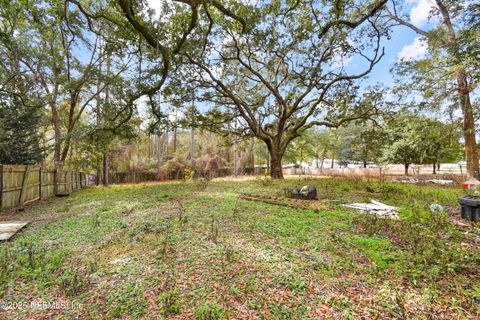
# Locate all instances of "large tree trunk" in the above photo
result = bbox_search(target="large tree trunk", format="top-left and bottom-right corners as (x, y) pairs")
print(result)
(404, 163), (409, 176)
(432, 163), (436, 174)
(270, 152), (284, 179)
(435, 1), (479, 177)
(458, 71), (479, 178)
(264, 138), (285, 179)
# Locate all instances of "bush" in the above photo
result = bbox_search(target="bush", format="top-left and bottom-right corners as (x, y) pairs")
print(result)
(161, 160), (185, 180)
(195, 157), (209, 176)
(206, 155), (225, 171)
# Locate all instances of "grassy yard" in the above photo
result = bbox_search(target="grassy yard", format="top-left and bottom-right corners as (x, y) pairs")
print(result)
(0, 177), (479, 319)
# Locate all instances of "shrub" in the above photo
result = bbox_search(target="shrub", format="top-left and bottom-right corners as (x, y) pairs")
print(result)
(206, 155), (225, 171)
(161, 160), (185, 180)
(195, 157), (209, 176)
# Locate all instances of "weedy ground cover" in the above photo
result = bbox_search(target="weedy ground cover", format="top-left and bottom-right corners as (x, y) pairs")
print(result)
(0, 177), (478, 319)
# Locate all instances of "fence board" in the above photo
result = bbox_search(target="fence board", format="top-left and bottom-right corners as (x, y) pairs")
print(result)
(40, 170), (55, 200)
(2, 165), (26, 208)
(1, 165), (89, 210)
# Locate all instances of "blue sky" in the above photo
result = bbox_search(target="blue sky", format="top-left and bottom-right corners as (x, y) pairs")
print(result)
(347, 0), (436, 89)
(364, 26), (420, 87)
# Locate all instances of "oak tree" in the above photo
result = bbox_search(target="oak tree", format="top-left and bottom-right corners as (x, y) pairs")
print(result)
(183, 0), (388, 178)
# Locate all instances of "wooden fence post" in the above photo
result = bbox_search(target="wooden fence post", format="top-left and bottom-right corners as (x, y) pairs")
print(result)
(18, 165), (31, 208)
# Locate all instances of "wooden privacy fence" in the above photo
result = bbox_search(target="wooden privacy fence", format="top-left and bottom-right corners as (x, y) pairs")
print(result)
(0, 165), (91, 210)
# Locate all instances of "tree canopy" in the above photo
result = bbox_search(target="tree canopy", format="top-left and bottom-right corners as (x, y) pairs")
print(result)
(0, 0), (478, 180)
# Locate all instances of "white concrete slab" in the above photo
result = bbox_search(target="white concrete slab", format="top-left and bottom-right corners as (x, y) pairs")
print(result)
(0, 221), (30, 241)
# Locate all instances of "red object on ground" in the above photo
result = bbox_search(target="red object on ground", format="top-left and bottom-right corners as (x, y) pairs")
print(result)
(462, 177), (480, 189)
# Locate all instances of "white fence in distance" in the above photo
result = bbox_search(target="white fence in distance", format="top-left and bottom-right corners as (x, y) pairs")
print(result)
(282, 163), (466, 177)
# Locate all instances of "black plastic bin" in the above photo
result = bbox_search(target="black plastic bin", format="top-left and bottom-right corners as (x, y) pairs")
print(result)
(458, 196), (480, 222)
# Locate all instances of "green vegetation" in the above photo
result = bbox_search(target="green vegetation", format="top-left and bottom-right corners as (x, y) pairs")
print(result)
(0, 95), (44, 165)
(0, 177), (479, 319)
(1, 1), (478, 317)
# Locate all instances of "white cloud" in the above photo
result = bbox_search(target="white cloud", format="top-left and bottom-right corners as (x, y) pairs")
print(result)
(398, 36), (428, 61)
(409, 0), (437, 27)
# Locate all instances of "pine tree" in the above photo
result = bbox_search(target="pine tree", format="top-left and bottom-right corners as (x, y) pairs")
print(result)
(0, 95), (43, 164)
